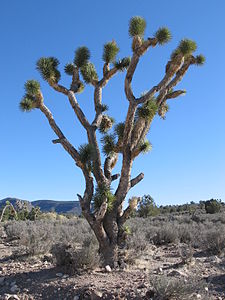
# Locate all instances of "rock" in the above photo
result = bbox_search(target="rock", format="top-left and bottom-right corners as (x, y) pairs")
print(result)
(158, 267), (163, 273)
(0, 277), (5, 285)
(81, 288), (103, 299)
(205, 255), (221, 263)
(56, 273), (63, 277)
(73, 296), (79, 300)
(10, 285), (19, 293)
(10, 281), (17, 286)
(4, 295), (20, 300)
(168, 270), (187, 277)
(105, 265), (112, 273)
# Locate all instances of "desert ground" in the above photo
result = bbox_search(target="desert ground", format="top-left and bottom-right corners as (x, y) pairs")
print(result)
(1, 211), (225, 299)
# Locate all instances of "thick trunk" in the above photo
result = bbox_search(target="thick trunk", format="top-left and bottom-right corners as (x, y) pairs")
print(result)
(99, 241), (118, 268)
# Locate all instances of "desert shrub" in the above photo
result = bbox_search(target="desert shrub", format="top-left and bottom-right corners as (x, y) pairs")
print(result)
(149, 275), (208, 300)
(178, 244), (194, 264)
(201, 227), (225, 254)
(51, 237), (99, 273)
(152, 225), (178, 245)
(4, 218), (96, 256)
(205, 199), (221, 214)
(177, 224), (193, 243)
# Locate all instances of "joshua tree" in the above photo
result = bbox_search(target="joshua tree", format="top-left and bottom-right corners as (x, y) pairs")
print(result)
(20, 17), (205, 266)
(0, 201), (17, 222)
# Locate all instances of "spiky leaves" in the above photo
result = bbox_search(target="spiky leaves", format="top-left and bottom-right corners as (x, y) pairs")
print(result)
(114, 122), (125, 140)
(139, 140), (152, 154)
(195, 54), (205, 66)
(19, 97), (36, 112)
(170, 39), (197, 60)
(178, 39), (197, 56)
(80, 62), (98, 84)
(20, 80), (41, 112)
(154, 27), (172, 45)
(137, 99), (158, 121)
(64, 63), (74, 75)
(103, 41), (119, 64)
(36, 57), (61, 83)
(98, 104), (109, 112)
(99, 115), (115, 134)
(24, 80), (40, 96)
(74, 47), (90, 68)
(93, 183), (115, 211)
(129, 16), (146, 37)
(114, 57), (131, 71)
(101, 134), (115, 156)
(78, 143), (95, 170)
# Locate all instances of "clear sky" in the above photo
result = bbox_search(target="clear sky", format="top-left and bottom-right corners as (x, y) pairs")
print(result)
(0, 0), (224, 205)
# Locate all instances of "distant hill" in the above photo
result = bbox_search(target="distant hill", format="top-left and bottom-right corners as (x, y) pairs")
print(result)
(0, 198), (81, 215)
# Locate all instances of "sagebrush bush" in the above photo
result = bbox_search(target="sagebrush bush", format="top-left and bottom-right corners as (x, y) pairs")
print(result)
(4, 218), (96, 256)
(152, 225), (179, 245)
(51, 237), (99, 273)
(150, 275), (208, 300)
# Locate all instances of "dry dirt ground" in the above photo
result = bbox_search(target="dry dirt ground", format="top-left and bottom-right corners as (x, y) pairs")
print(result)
(0, 236), (225, 299)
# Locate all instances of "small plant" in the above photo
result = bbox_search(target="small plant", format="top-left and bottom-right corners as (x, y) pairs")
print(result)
(51, 238), (99, 273)
(149, 275), (208, 300)
(152, 225), (178, 245)
(179, 244), (194, 265)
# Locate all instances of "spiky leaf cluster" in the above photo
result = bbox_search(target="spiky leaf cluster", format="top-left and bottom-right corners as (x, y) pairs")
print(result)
(97, 103), (109, 112)
(19, 97), (36, 112)
(114, 57), (131, 71)
(80, 62), (98, 84)
(101, 134), (115, 156)
(137, 99), (158, 121)
(93, 183), (115, 211)
(139, 140), (152, 153)
(36, 57), (61, 83)
(78, 144), (95, 165)
(114, 122), (125, 139)
(20, 79), (41, 112)
(178, 39), (197, 56)
(195, 54), (205, 66)
(170, 48), (181, 60)
(154, 27), (172, 45)
(74, 47), (90, 68)
(64, 63), (74, 75)
(129, 16), (146, 37)
(24, 80), (40, 96)
(99, 115), (115, 134)
(103, 41), (119, 63)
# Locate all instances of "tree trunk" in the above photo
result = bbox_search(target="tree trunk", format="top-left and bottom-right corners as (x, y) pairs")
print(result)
(99, 241), (118, 268)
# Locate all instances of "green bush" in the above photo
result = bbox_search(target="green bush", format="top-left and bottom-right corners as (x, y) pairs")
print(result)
(137, 195), (159, 218)
(205, 199), (221, 214)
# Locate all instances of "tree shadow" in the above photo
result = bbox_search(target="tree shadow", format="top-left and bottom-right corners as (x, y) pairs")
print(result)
(207, 273), (225, 297)
(0, 266), (82, 300)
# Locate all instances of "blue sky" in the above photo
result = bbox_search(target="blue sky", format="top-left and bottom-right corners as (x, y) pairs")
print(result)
(0, 0), (224, 205)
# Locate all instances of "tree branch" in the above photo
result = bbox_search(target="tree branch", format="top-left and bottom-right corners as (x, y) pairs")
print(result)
(48, 81), (69, 96)
(130, 173), (144, 188)
(39, 101), (82, 167)
(68, 91), (90, 129)
(111, 174), (120, 181)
